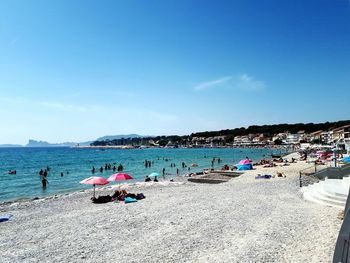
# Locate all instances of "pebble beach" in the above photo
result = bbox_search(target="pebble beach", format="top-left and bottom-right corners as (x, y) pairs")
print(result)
(0, 153), (342, 263)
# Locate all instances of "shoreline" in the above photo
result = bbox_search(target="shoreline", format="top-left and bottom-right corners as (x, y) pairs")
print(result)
(74, 144), (295, 151)
(0, 151), (297, 205)
(0, 147), (290, 202)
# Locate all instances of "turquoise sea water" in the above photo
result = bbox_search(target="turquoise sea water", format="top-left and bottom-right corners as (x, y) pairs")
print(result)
(0, 147), (285, 202)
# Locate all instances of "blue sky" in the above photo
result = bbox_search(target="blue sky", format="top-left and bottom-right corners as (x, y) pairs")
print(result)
(1, 0), (350, 144)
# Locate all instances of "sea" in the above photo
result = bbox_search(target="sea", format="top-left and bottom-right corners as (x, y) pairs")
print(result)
(0, 147), (287, 202)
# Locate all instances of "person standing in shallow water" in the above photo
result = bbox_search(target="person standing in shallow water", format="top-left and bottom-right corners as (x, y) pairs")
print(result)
(42, 177), (48, 189)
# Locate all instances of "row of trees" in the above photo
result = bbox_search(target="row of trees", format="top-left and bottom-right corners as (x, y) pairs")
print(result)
(91, 120), (350, 146)
(190, 120), (350, 138)
(90, 135), (189, 147)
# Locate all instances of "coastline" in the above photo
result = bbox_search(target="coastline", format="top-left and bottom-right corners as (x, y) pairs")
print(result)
(0, 147), (291, 203)
(0, 153), (342, 262)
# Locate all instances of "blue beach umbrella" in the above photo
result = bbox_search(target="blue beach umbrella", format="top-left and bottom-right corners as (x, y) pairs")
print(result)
(236, 164), (253, 171)
(149, 172), (160, 177)
(343, 157), (350, 163)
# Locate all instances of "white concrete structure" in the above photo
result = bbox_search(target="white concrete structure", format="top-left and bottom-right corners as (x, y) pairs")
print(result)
(286, 133), (300, 144)
(302, 177), (350, 209)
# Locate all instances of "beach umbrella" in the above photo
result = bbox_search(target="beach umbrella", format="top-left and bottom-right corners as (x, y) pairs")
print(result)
(107, 173), (133, 181)
(149, 172), (160, 177)
(343, 157), (350, 163)
(237, 164), (253, 171)
(238, 159), (251, 165)
(107, 173), (133, 188)
(80, 176), (109, 198)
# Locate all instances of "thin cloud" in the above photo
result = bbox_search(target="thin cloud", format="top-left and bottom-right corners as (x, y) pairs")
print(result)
(235, 73), (265, 91)
(39, 101), (88, 112)
(193, 74), (265, 92)
(193, 76), (232, 91)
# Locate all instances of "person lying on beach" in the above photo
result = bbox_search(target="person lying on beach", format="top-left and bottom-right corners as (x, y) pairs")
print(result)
(111, 189), (145, 201)
(315, 159), (325, 165)
(263, 163), (274, 168)
(114, 189), (128, 201)
(113, 190), (132, 201)
(91, 195), (112, 203)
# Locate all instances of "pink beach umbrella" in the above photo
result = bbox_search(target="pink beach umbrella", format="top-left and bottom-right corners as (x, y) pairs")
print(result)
(107, 173), (133, 188)
(108, 173), (133, 181)
(80, 176), (109, 198)
(238, 159), (251, 165)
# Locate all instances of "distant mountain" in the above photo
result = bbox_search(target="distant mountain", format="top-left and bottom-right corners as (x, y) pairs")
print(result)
(0, 144), (23, 147)
(96, 134), (143, 141)
(24, 135), (143, 147)
(25, 139), (93, 147)
(26, 139), (71, 147)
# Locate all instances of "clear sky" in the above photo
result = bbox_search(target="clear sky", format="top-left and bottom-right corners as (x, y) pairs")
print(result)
(1, 0), (350, 144)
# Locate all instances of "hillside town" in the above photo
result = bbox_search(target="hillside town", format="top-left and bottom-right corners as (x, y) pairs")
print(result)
(89, 123), (350, 153)
(193, 124), (350, 148)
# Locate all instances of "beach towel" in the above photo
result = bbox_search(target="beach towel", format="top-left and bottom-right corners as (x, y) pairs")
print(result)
(0, 214), (12, 222)
(124, 197), (137, 204)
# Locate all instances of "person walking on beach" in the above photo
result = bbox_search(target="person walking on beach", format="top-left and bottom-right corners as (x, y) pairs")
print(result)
(176, 168), (179, 176)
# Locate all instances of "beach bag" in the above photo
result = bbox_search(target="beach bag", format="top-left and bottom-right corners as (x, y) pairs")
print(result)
(136, 193), (145, 200)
